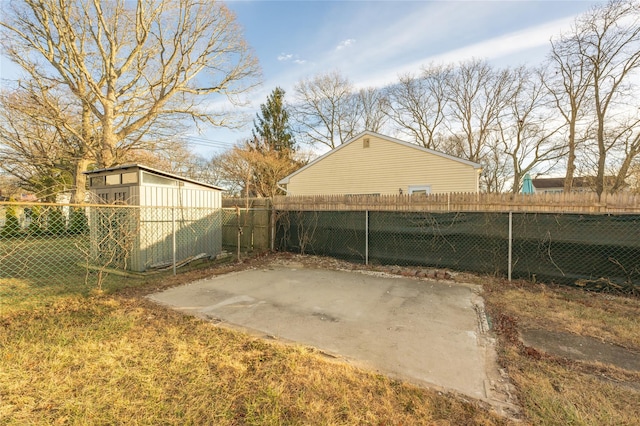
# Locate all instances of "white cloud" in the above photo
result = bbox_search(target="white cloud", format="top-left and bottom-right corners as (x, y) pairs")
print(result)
(351, 15), (579, 89)
(428, 17), (575, 65)
(336, 38), (356, 51)
(278, 52), (307, 65)
(198, 1), (599, 154)
(277, 53), (293, 61)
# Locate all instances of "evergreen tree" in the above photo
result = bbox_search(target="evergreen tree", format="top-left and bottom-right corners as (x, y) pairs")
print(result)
(46, 208), (66, 235)
(252, 87), (295, 155)
(68, 207), (89, 235)
(1, 204), (21, 238)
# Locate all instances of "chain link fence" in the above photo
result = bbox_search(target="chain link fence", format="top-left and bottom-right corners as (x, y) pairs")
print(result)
(1, 202), (223, 309)
(5, 200), (639, 310)
(276, 210), (640, 294)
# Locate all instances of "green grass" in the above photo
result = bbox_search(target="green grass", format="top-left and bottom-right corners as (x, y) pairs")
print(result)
(1, 235), (147, 312)
(1, 235), (85, 273)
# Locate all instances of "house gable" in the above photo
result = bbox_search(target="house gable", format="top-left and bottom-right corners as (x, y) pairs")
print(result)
(280, 131), (481, 195)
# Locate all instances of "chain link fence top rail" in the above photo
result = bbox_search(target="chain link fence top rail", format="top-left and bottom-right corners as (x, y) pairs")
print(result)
(1, 202), (223, 310)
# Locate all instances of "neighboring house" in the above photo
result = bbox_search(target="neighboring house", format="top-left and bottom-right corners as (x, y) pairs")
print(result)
(532, 176), (624, 194)
(278, 131), (482, 196)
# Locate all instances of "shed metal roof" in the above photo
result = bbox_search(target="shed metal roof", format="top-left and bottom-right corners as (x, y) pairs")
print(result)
(84, 163), (224, 191)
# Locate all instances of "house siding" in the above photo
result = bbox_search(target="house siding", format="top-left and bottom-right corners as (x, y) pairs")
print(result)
(285, 135), (479, 195)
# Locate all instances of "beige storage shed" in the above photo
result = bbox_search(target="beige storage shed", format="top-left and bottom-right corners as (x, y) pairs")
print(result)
(85, 164), (223, 272)
(279, 131), (482, 196)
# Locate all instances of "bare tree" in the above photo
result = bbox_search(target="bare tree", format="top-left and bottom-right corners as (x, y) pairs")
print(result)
(627, 159), (640, 193)
(499, 67), (566, 193)
(292, 71), (358, 149)
(385, 64), (451, 150)
(440, 60), (518, 193)
(212, 141), (302, 198)
(444, 60), (516, 164)
(122, 142), (200, 173)
(545, 31), (593, 193)
(177, 155), (223, 187)
(0, 173), (21, 200)
(608, 120), (640, 192)
(479, 138), (511, 193)
(1, 0), (260, 171)
(352, 87), (389, 134)
(582, 0), (640, 198)
(0, 84), (82, 201)
(549, 0), (640, 198)
(212, 145), (255, 196)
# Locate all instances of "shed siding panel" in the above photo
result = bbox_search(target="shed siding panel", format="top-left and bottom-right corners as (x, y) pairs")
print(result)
(137, 186), (221, 209)
(287, 135), (479, 195)
(130, 185), (140, 205)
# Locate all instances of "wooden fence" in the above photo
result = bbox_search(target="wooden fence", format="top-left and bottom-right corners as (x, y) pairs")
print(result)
(270, 192), (640, 214)
(221, 198), (272, 252)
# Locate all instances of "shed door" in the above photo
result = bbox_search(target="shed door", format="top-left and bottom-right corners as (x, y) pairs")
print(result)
(95, 188), (130, 204)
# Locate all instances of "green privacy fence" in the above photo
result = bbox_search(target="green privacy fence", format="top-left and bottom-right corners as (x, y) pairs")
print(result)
(275, 210), (640, 293)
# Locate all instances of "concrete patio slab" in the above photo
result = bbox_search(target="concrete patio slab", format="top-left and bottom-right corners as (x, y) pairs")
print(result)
(148, 264), (511, 408)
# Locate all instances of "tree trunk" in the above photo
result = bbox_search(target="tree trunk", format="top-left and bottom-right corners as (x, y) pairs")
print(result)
(72, 157), (91, 203)
(564, 118), (577, 193)
(595, 106), (606, 201)
(612, 133), (640, 193)
(100, 89), (117, 167)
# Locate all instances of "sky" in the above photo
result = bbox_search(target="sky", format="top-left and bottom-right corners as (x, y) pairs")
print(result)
(192, 0), (604, 157)
(0, 0), (605, 157)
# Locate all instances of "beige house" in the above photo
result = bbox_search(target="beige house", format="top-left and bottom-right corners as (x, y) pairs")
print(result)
(279, 131), (481, 195)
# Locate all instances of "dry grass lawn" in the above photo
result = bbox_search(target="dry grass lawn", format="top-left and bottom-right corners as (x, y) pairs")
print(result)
(3, 253), (639, 425)
(1, 264), (508, 425)
(481, 278), (640, 425)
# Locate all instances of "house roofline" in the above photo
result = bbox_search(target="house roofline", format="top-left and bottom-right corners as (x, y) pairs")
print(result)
(84, 163), (224, 191)
(278, 130), (482, 185)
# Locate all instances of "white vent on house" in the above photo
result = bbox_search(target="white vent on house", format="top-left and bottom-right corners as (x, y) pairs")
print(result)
(363, 138), (370, 148)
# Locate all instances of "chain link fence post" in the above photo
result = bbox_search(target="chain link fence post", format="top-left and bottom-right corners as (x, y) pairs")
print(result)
(172, 206), (176, 276)
(508, 211), (513, 282)
(270, 201), (276, 251)
(365, 210), (369, 265)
